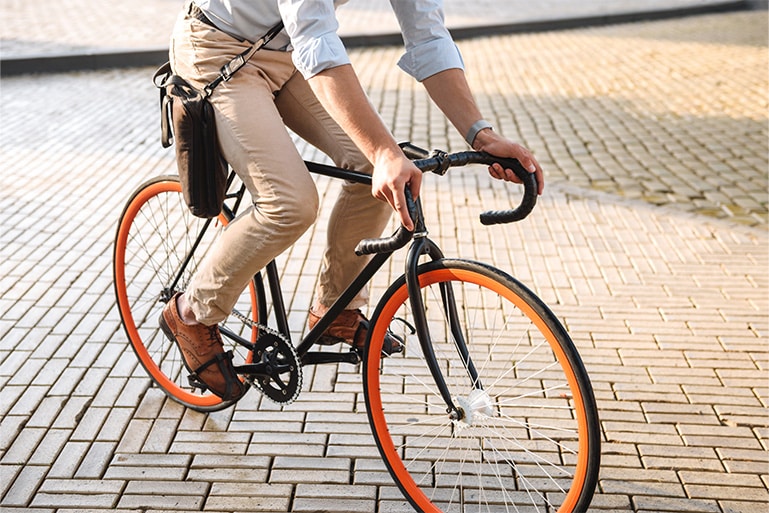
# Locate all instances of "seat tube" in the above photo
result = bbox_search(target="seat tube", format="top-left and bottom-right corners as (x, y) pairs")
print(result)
(405, 238), (459, 416)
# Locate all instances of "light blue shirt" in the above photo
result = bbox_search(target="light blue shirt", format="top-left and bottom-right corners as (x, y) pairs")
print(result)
(194, 0), (464, 81)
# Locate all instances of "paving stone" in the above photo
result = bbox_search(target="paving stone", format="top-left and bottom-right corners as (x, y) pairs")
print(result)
(6, 386), (48, 417)
(681, 433), (764, 450)
(103, 465), (188, 481)
(117, 494), (204, 510)
(71, 407), (109, 441)
(191, 454), (271, 469)
(721, 458), (769, 474)
(114, 419), (151, 454)
(0, 464), (23, 498)
(686, 484), (769, 501)
(0, 508), (54, 513)
(47, 441), (89, 479)
(28, 429), (72, 466)
(74, 441), (118, 478)
(204, 495), (292, 511)
(142, 418), (181, 453)
(170, 431), (251, 455)
(0, 465), (48, 507)
(679, 470), (765, 488)
(293, 497), (377, 512)
(600, 478), (686, 498)
(295, 483), (377, 500)
(37, 478), (125, 494)
(633, 496), (720, 512)
(720, 500), (769, 513)
(31, 493), (120, 509)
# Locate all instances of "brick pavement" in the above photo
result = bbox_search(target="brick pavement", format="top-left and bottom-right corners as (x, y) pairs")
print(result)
(1, 10), (768, 513)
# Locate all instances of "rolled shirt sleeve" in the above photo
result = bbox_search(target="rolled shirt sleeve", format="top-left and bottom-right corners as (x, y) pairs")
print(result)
(390, 0), (464, 81)
(279, 0), (351, 78)
(278, 0), (463, 81)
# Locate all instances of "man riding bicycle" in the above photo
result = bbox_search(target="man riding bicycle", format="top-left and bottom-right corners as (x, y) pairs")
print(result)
(160, 0), (544, 400)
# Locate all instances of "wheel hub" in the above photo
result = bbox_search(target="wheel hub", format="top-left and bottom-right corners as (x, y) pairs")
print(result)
(455, 388), (494, 427)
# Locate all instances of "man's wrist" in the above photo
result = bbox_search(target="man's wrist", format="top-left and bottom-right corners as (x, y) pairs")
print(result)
(470, 126), (496, 151)
(465, 119), (493, 148)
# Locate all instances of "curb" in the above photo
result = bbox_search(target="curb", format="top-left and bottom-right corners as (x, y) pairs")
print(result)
(0, 0), (755, 77)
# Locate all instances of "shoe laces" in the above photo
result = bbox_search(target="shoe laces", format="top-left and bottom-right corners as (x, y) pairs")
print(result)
(205, 325), (221, 346)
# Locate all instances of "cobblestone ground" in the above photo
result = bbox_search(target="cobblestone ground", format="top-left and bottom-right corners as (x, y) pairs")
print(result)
(352, 12), (768, 227)
(1, 12), (768, 513)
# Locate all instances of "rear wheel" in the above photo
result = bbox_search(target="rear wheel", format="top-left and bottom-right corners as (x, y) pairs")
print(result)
(113, 176), (257, 411)
(364, 259), (600, 512)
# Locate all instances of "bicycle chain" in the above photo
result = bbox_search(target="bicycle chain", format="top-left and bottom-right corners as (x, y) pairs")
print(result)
(229, 308), (303, 404)
(230, 308), (283, 340)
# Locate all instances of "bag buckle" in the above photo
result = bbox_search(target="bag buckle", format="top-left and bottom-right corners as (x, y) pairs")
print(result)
(222, 55), (245, 81)
(204, 53), (246, 96)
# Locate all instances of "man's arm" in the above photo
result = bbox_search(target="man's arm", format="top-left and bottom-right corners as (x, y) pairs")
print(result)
(308, 64), (422, 230)
(422, 68), (544, 194)
(278, 0), (419, 229)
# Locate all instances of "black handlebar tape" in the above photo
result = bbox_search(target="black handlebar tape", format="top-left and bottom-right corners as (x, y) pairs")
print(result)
(399, 142), (430, 160)
(412, 153), (538, 225)
(354, 189), (418, 256)
(355, 225), (414, 256)
(354, 152), (539, 254)
(478, 156), (538, 225)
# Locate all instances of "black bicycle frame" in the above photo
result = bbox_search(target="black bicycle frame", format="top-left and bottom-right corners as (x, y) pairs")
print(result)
(213, 160), (479, 413)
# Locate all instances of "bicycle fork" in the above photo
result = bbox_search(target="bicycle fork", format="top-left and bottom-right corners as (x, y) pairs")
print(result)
(405, 212), (481, 423)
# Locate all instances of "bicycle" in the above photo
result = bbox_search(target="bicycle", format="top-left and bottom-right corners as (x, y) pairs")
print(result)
(113, 143), (600, 512)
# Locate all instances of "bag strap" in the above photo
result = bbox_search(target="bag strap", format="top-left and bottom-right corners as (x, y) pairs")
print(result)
(152, 19), (284, 95)
(203, 21), (285, 97)
(152, 20), (284, 147)
(153, 62), (178, 148)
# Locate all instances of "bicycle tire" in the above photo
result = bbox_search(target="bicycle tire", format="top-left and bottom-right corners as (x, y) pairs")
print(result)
(113, 176), (257, 412)
(364, 259), (600, 512)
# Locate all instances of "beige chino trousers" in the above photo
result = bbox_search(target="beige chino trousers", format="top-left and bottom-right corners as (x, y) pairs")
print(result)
(170, 6), (392, 325)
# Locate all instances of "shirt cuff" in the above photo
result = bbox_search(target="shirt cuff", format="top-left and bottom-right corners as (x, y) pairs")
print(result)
(397, 38), (465, 81)
(291, 31), (351, 79)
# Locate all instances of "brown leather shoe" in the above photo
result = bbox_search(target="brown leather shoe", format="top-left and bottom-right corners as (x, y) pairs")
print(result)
(159, 293), (246, 401)
(308, 308), (403, 355)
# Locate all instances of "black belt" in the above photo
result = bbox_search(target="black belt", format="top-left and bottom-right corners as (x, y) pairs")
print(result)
(189, 3), (215, 28)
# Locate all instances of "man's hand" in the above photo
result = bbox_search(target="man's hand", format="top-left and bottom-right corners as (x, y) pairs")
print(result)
(371, 152), (423, 231)
(473, 128), (544, 195)
(421, 68), (544, 195)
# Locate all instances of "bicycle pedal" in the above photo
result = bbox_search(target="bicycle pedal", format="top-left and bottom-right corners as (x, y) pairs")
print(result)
(387, 331), (405, 354)
(187, 373), (209, 392)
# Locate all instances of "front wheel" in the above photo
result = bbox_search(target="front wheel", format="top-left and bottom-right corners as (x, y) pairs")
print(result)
(364, 259), (600, 512)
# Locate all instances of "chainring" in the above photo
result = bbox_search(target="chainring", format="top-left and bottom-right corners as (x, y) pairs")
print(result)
(247, 331), (302, 404)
